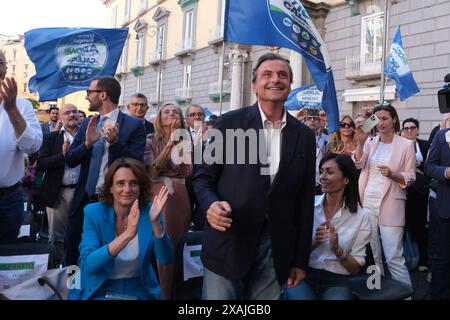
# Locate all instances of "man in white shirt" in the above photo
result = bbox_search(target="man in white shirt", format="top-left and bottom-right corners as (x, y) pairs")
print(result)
(126, 93), (154, 135)
(37, 103), (80, 264)
(185, 104), (205, 143)
(0, 51), (42, 244)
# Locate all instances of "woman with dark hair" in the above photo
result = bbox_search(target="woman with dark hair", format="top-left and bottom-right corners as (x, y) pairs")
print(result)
(355, 103), (416, 286)
(285, 153), (371, 300)
(326, 115), (357, 157)
(144, 102), (192, 300)
(70, 158), (173, 300)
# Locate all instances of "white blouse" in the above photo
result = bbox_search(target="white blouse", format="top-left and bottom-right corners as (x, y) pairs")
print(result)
(108, 234), (140, 280)
(308, 195), (372, 275)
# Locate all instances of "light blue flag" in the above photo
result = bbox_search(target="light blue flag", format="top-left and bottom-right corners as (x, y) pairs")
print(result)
(385, 27), (420, 101)
(285, 84), (322, 110)
(25, 28), (128, 102)
(224, 0), (340, 132)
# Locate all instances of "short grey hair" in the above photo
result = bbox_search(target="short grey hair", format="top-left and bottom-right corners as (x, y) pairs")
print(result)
(185, 103), (204, 117)
(129, 93), (148, 104)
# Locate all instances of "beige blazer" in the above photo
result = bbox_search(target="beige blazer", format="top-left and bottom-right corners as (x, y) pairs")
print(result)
(356, 134), (416, 227)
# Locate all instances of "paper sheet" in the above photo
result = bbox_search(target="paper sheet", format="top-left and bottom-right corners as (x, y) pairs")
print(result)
(183, 244), (203, 281)
(0, 254), (49, 291)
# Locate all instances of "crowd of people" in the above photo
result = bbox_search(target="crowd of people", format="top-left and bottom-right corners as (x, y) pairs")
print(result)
(1, 49), (450, 300)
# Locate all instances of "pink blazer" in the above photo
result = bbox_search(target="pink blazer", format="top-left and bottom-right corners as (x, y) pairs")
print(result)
(356, 134), (416, 227)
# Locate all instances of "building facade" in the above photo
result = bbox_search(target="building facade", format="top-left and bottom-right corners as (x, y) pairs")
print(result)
(105, 0), (448, 137)
(325, 0), (450, 136)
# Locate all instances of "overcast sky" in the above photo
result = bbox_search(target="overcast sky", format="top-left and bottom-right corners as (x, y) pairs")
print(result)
(0, 0), (107, 36)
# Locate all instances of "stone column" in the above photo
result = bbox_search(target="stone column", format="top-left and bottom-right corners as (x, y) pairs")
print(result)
(290, 50), (303, 89)
(229, 47), (247, 110)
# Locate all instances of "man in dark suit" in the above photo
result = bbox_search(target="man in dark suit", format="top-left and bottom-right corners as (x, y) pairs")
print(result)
(37, 103), (80, 263)
(402, 118), (430, 269)
(41, 106), (61, 136)
(126, 93), (154, 135)
(425, 127), (450, 299)
(65, 76), (146, 266)
(193, 53), (315, 299)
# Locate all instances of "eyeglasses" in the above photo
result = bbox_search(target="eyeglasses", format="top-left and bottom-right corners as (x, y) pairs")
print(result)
(188, 112), (205, 118)
(403, 126), (417, 131)
(340, 122), (355, 129)
(130, 102), (148, 108)
(63, 110), (79, 116)
(86, 89), (104, 95)
(305, 116), (320, 121)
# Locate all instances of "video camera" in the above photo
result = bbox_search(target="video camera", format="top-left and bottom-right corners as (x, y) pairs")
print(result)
(437, 73), (450, 114)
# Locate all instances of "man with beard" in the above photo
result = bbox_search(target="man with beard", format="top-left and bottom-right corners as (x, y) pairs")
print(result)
(41, 106), (61, 135)
(37, 103), (81, 264)
(64, 76), (146, 266)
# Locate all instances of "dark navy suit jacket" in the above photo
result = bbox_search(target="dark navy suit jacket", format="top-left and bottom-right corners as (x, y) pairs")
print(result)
(425, 128), (450, 218)
(65, 110), (146, 216)
(193, 104), (316, 285)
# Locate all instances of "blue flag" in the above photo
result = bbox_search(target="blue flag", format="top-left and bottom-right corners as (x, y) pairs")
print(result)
(385, 27), (420, 101)
(285, 84), (322, 110)
(224, 0), (340, 132)
(25, 28), (128, 102)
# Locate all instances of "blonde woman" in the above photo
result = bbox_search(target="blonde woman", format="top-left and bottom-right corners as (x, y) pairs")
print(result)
(326, 115), (357, 157)
(144, 103), (193, 300)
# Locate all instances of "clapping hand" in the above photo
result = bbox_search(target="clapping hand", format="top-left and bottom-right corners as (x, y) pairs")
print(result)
(126, 199), (140, 238)
(314, 221), (330, 244)
(329, 223), (340, 255)
(149, 185), (170, 223)
(62, 139), (71, 156)
(85, 116), (102, 149)
(0, 77), (18, 112)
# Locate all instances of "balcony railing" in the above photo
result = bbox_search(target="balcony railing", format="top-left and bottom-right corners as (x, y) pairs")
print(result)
(208, 80), (231, 103)
(208, 24), (224, 45)
(174, 87), (192, 105)
(174, 38), (195, 57)
(345, 54), (382, 80)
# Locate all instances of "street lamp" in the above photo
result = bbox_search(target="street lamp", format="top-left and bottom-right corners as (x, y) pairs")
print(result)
(135, 24), (164, 110)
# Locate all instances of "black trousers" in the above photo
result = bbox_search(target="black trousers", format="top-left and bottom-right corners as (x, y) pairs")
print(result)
(65, 193), (98, 266)
(429, 215), (450, 300)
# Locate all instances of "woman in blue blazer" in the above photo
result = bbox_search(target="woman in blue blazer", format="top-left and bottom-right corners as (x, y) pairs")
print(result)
(69, 157), (173, 300)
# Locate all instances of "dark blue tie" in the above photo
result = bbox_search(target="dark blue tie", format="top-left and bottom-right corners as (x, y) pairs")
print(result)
(85, 116), (106, 196)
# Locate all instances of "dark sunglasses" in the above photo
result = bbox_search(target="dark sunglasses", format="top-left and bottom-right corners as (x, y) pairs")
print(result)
(340, 122), (355, 129)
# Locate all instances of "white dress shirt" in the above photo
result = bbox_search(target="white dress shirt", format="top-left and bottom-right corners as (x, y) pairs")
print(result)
(258, 104), (287, 183)
(61, 127), (81, 185)
(308, 195), (372, 275)
(0, 99), (42, 187)
(95, 108), (120, 193)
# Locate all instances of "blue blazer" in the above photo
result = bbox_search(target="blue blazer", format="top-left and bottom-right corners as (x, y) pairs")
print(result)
(425, 128), (450, 218)
(65, 111), (146, 216)
(71, 202), (173, 300)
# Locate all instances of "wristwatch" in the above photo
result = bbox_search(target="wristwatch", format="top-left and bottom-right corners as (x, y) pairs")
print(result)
(336, 248), (348, 261)
(152, 162), (161, 171)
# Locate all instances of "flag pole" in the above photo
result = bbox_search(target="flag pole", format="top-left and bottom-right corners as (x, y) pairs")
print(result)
(380, 0), (390, 104)
(219, 42), (226, 115)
